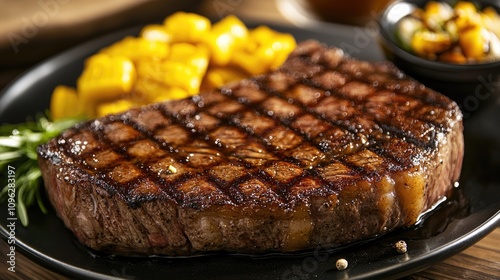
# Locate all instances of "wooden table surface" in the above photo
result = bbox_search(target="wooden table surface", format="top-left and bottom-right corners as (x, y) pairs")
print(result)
(1, 0), (499, 279)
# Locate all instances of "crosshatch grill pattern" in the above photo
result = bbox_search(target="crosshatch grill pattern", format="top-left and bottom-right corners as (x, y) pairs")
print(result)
(46, 40), (461, 211)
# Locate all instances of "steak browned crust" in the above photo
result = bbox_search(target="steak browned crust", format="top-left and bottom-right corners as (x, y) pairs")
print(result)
(37, 40), (464, 256)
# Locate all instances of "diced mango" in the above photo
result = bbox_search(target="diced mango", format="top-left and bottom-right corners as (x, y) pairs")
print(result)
(163, 12), (211, 43)
(169, 43), (210, 76)
(140, 24), (173, 43)
(206, 15), (249, 65)
(152, 86), (190, 102)
(133, 44), (209, 95)
(202, 66), (248, 90)
(77, 54), (136, 116)
(50, 86), (82, 120)
(134, 78), (190, 103)
(50, 13), (299, 119)
(136, 59), (202, 94)
(268, 34), (297, 69)
(231, 26), (296, 75)
(97, 99), (137, 117)
(100, 36), (169, 62)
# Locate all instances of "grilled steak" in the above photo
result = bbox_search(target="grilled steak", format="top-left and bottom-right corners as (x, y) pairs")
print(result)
(38, 40), (464, 256)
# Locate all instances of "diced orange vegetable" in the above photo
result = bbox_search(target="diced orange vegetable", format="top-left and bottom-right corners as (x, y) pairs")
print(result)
(459, 25), (487, 59)
(438, 48), (468, 63)
(410, 30), (452, 58)
(455, 1), (482, 30)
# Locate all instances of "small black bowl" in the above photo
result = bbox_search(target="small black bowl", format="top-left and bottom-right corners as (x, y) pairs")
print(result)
(378, 0), (500, 117)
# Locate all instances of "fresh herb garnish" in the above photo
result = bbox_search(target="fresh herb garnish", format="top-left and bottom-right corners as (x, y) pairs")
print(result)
(0, 115), (82, 226)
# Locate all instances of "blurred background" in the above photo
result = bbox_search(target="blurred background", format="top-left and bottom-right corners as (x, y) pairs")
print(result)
(0, 0), (201, 89)
(0, 0), (395, 90)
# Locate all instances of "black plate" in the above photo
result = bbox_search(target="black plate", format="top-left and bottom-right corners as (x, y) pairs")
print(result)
(1, 22), (499, 280)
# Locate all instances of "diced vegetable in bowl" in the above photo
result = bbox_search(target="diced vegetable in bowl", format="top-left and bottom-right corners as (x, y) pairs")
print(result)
(378, 0), (500, 108)
(378, 0), (500, 86)
(395, 1), (500, 63)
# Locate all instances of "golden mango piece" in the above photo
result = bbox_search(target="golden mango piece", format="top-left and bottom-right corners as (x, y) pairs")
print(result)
(231, 49), (272, 75)
(134, 78), (190, 103)
(163, 12), (211, 43)
(140, 24), (172, 43)
(202, 66), (248, 90)
(135, 44), (209, 95)
(77, 54), (136, 116)
(207, 15), (249, 65)
(268, 33), (296, 69)
(231, 26), (296, 75)
(169, 43), (210, 76)
(99, 36), (169, 62)
(97, 99), (137, 117)
(152, 86), (190, 103)
(248, 25), (296, 65)
(50, 86), (82, 120)
(136, 59), (203, 94)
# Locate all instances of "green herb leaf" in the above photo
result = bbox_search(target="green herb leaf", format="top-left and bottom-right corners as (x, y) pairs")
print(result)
(0, 114), (82, 226)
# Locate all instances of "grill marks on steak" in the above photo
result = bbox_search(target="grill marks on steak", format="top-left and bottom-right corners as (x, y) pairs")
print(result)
(38, 40), (463, 255)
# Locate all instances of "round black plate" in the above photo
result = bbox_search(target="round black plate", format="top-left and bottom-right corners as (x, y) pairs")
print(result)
(1, 22), (499, 280)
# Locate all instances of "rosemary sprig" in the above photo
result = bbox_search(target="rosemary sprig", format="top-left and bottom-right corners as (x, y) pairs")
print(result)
(0, 115), (82, 226)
